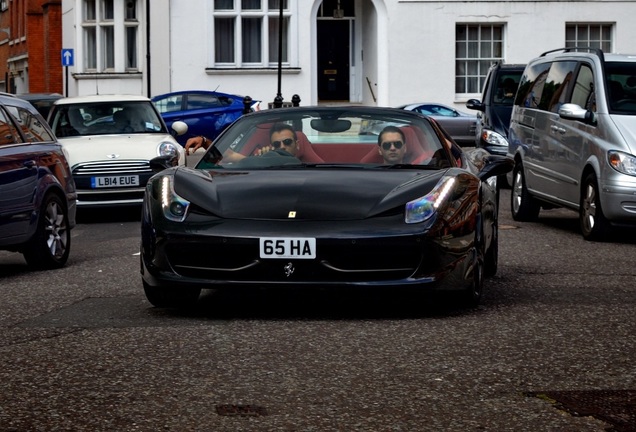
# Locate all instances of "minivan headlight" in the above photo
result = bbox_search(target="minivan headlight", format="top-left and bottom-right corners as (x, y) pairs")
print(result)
(481, 130), (509, 147)
(608, 151), (636, 176)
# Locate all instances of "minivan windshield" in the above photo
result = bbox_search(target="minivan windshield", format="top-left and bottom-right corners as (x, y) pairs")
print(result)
(605, 62), (636, 115)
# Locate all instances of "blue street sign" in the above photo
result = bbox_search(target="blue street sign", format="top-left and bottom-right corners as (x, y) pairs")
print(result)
(61, 49), (74, 67)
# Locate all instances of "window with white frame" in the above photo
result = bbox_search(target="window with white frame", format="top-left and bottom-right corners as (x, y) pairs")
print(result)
(566, 24), (612, 52)
(455, 24), (504, 94)
(81, 0), (139, 72)
(213, 0), (291, 68)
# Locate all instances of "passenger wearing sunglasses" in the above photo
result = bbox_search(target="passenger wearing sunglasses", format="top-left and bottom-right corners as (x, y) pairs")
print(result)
(184, 122), (299, 162)
(377, 126), (407, 164)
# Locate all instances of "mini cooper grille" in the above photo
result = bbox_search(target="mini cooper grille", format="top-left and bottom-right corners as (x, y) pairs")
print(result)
(73, 160), (151, 176)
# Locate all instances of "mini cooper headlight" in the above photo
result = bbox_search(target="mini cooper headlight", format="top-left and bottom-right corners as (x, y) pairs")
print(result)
(608, 151), (636, 176)
(405, 176), (456, 224)
(158, 141), (179, 158)
(160, 175), (190, 222)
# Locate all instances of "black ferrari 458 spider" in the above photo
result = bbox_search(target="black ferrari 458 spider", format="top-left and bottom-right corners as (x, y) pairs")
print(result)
(141, 106), (513, 308)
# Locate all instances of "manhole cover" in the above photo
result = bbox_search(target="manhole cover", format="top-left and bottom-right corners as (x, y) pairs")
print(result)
(528, 390), (636, 432)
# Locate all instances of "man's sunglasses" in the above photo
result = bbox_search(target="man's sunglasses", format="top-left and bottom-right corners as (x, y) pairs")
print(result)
(381, 141), (404, 150)
(272, 138), (295, 148)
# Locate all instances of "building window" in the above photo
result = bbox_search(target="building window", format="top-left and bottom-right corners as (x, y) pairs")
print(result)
(455, 24), (503, 94)
(81, 0), (139, 72)
(566, 24), (612, 52)
(213, 0), (292, 68)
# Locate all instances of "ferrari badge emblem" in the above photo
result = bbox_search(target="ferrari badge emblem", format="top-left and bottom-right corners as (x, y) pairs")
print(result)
(288, 211), (296, 218)
(284, 262), (295, 277)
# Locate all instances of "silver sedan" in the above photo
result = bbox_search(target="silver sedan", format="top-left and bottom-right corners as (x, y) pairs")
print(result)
(399, 102), (477, 147)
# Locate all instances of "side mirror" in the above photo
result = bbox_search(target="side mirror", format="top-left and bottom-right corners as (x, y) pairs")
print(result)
(150, 155), (178, 172)
(171, 120), (188, 137)
(466, 148), (514, 181)
(558, 103), (596, 125)
(465, 99), (485, 112)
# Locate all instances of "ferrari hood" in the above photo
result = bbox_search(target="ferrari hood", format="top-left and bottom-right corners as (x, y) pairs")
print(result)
(173, 167), (450, 220)
(59, 134), (178, 168)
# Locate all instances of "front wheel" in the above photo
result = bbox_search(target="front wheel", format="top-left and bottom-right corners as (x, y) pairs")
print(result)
(143, 280), (201, 308)
(23, 194), (71, 269)
(580, 173), (612, 241)
(511, 162), (540, 221)
(460, 252), (484, 308)
(484, 218), (498, 278)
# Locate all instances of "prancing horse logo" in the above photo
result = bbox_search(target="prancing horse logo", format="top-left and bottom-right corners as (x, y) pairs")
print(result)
(284, 262), (295, 277)
(107, 154), (120, 159)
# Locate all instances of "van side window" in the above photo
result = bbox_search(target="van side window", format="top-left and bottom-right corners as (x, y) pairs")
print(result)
(571, 65), (595, 112)
(515, 62), (551, 108)
(541, 61), (578, 113)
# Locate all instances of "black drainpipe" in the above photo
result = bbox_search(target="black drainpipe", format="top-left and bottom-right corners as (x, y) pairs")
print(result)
(146, 0), (151, 97)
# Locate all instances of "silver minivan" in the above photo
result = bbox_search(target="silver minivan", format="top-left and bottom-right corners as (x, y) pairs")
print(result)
(507, 48), (636, 241)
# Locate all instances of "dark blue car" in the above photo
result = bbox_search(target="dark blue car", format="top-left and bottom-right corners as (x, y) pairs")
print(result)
(151, 90), (256, 145)
(0, 94), (77, 269)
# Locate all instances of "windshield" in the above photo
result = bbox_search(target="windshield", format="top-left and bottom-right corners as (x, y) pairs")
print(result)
(606, 62), (636, 115)
(50, 101), (167, 138)
(196, 108), (453, 170)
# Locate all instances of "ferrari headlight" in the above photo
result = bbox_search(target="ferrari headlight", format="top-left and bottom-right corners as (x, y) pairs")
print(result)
(481, 130), (509, 147)
(608, 151), (636, 176)
(158, 141), (179, 158)
(405, 176), (456, 224)
(160, 175), (190, 222)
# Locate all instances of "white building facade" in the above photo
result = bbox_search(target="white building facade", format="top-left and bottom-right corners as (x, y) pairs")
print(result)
(61, 0), (636, 111)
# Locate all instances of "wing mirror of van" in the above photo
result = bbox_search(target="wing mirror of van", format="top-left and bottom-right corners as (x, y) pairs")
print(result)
(465, 99), (485, 112)
(558, 103), (597, 125)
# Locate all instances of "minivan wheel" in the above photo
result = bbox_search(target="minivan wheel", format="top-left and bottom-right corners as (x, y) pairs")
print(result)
(580, 173), (612, 241)
(23, 194), (71, 269)
(511, 162), (540, 221)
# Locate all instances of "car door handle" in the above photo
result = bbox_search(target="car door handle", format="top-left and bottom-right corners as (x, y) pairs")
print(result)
(550, 125), (566, 134)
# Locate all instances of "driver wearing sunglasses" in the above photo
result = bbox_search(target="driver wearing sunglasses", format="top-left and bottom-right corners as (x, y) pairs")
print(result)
(377, 126), (407, 164)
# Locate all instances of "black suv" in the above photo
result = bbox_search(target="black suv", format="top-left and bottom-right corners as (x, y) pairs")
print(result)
(466, 62), (525, 156)
(0, 93), (77, 268)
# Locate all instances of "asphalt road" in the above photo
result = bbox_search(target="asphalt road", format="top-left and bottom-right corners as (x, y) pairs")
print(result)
(1, 189), (635, 431)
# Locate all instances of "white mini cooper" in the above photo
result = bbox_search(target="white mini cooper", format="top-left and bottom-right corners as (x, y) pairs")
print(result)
(48, 95), (187, 208)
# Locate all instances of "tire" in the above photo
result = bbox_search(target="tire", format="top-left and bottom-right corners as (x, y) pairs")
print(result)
(143, 280), (201, 308)
(460, 251), (484, 308)
(511, 162), (540, 221)
(484, 218), (498, 278)
(580, 173), (612, 241)
(23, 193), (71, 269)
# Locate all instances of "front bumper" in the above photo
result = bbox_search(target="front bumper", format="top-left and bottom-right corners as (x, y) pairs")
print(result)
(141, 211), (478, 293)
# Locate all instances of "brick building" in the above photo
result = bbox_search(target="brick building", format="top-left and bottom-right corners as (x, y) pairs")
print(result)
(0, 0), (62, 95)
